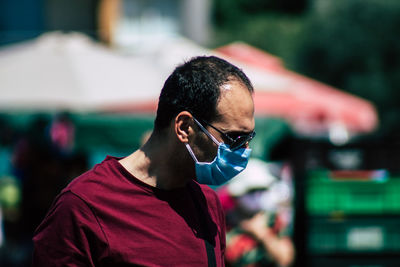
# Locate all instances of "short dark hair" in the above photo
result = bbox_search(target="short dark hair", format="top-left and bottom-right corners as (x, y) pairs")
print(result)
(154, 56), (253, 131)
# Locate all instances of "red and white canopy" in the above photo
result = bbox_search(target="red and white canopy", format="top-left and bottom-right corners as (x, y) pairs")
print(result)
(215, 42), (378, 136)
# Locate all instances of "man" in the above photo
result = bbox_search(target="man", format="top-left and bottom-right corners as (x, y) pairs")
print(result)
(33, 56), (256, 266)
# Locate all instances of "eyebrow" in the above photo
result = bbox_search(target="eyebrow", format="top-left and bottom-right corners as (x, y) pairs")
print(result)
(202, 119), (254, 138)
(218, 127), (254, 136)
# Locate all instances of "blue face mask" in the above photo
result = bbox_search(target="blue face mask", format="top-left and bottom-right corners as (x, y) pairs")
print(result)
(185, 117), (253, 185)
(186, 143), (252, 185)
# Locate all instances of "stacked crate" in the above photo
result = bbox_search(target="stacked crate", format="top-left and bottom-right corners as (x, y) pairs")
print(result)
(305, 170), (400, 267)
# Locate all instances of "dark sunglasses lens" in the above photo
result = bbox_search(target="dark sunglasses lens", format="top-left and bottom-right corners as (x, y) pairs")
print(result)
(230, 132), (255, 150)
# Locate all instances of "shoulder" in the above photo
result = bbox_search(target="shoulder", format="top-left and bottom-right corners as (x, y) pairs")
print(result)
(35, 190), (96, 232)
(200, 183), (222, 205)
(33, 191), (109, 266)
(190, 182), (225, 219)
(65, 156), (123, 201)
(33, 190), (104, 250)
(191, 182), (220, 203)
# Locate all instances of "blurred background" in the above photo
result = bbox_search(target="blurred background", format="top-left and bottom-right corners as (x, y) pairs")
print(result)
(0, 0), (399, 266)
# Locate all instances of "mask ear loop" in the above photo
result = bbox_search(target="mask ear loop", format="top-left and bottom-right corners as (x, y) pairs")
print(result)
(185, 143), (199, 163)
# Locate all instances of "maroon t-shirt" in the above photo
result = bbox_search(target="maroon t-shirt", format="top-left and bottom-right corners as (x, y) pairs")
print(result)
(33, 156), (226, 266)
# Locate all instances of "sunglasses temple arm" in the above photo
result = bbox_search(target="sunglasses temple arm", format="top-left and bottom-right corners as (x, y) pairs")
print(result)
(192, 117), (221, 146)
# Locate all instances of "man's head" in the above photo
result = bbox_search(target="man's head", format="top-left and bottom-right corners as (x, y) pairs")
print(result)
(154, 56), (254, 132)
(148, 56), (255, 186)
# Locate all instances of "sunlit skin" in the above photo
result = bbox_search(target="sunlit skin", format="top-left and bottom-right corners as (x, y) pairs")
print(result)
(189, 79), (255, 163)
(119, 79), (255, 190)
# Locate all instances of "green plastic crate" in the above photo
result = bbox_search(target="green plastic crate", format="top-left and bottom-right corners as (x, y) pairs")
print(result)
(306, 170), (400, 215)
(307, 217), (400, 253)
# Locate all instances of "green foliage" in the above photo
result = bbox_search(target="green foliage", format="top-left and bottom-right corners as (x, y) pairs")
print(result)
(213, 0), (306, 27)
(293, 0), (400, 118)
(211, 13), (305, 69)
(211, 0), (400, 132)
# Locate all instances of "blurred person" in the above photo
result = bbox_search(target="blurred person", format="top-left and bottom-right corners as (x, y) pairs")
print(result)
(49, 111), (75, 156)
(32, 56), (256, 266)
(4, 115), (59, 266)
(11, 115), (57, 237)
(218, 159), (295, 267)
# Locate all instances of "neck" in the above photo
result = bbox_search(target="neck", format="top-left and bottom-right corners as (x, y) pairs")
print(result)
(119, 131), (191, 190)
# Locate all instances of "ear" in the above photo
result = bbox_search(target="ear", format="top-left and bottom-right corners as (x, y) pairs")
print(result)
(175, 111), (193, 143)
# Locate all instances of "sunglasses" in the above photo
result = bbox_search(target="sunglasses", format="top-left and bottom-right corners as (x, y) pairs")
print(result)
(193, 117), (256, 150)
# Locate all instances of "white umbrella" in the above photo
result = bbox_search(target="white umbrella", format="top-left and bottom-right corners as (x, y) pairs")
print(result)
(0, 31), (164, 112)
(0, 32), (285, 113)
